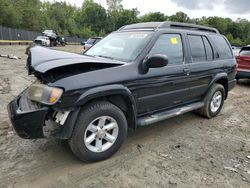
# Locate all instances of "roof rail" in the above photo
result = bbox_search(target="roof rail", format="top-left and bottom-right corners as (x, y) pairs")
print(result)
(159, 22), (219, 33)
(118, 22), (162, 31)
(119, 21), (220, 34)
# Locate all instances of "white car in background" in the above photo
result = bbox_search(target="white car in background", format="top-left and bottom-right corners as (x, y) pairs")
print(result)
(34, 36), (50, 46)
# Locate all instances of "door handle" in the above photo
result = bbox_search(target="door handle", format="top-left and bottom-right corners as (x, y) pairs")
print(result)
(183, 68), (190, 75)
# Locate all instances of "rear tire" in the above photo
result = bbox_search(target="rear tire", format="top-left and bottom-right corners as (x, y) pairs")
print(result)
(69, 101), (127, 162)
(197, 84), (225, 118)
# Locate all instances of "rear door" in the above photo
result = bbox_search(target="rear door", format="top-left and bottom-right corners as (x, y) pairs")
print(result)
(237, 47), (250, 70)
(185, 34), (215, 101)
(186, 34), (234, 101)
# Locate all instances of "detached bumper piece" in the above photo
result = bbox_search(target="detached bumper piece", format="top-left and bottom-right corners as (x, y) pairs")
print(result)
(7, 92), (49, 139)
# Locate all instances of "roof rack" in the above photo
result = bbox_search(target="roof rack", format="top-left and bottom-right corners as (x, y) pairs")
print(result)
(119, 21), (219, 34)
(118, 22), (162, 31)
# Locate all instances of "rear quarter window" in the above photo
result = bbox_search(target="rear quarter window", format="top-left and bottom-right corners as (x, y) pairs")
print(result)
(202, 36), (214, 61)
(210, 35), (233, 59)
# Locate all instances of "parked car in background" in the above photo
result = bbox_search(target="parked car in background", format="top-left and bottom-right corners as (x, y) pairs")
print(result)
(56, 36), (66, 46)
(8, 22), (237, 162)
(236, 46), (250, 81)
(34, 36), (50, 46)
(81, 40), (87, 45)
(83, 37), (102, 51)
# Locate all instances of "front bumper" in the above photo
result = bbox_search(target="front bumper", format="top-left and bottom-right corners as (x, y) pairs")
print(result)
(7, 91), (49, 139)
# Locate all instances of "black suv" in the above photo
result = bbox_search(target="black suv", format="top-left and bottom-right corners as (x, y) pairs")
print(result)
(8, 22), (237, 162)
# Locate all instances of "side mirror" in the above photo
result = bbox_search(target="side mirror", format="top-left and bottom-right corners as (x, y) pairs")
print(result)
(81, 41), (85, 46)
(142, 54), (168, 73)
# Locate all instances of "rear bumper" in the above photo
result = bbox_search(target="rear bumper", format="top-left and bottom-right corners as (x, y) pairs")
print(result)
(7, 91), (49, 139)
(236, 70), (250, 79)
(228, 79), (237, 91)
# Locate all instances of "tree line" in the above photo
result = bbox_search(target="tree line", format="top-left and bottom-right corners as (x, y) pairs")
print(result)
(0, 0), (250, 46)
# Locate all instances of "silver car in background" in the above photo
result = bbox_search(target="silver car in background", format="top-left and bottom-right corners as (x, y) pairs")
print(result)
(83, 37), (102, 51)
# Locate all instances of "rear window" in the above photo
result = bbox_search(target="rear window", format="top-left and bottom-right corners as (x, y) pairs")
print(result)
(210, 35), (233, 59)
(240, 47), (250, 56)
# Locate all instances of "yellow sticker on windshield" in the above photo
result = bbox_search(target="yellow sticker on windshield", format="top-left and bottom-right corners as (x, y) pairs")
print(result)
(170, 37), (178, 44)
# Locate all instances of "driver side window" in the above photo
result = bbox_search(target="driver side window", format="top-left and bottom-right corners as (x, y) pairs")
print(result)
(149, 34), (184, 65)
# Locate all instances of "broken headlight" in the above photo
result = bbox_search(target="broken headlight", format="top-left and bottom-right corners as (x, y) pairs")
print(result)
(27, 84), (63, 105)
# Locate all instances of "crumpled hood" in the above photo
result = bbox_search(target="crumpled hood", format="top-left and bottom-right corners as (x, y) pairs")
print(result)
(28, 46), (125, 74)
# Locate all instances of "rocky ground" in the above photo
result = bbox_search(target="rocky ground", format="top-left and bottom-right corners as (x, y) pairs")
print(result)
(0, 45), (249, 188)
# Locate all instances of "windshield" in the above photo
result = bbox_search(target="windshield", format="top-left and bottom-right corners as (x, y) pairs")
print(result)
(85, 31), (153, 62)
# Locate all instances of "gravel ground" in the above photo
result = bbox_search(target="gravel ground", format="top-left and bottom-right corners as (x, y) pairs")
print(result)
(0, 45), (249, 188)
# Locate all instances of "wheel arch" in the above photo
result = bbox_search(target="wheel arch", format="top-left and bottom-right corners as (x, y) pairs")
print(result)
(55, 85), (137, 140)
(207, 73), (228, 100)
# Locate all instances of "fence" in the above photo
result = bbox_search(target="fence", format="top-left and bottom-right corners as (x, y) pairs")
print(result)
(0, 26), (85, 44)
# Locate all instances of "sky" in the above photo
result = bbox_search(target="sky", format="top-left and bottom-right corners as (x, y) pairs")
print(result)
(44, 0), (250, 21)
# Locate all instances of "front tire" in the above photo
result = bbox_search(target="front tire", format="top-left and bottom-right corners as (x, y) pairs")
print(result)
(197, 84), (225, 118)
(69, 101), (127, 162)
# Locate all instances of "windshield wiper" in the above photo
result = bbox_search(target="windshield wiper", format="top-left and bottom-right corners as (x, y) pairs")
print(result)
(95, 55), (114, 60)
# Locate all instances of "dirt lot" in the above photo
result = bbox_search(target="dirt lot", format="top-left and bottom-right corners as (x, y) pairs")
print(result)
(0, 45), (249, 188)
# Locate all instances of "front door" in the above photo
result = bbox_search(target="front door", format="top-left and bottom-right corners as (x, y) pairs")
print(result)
(135, 33), (191, 115)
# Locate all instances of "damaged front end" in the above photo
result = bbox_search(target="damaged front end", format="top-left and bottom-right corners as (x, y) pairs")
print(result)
(7, 88), (77, 139)
(8, 90), (49, 139)
(9, 46), (124, 139)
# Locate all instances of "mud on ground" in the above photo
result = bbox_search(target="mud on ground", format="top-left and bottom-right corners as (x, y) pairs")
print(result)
(0, 45), (249, 188)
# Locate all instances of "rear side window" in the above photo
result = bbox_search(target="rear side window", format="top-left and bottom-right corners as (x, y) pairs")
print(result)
(188, 35), (206, 62)
(240, 47), (250, 56)
(149, 34), (183, 65)
(210, 35), (233, 59)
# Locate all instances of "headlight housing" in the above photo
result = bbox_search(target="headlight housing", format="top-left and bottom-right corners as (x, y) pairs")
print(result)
(27, 84), (63, 105)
